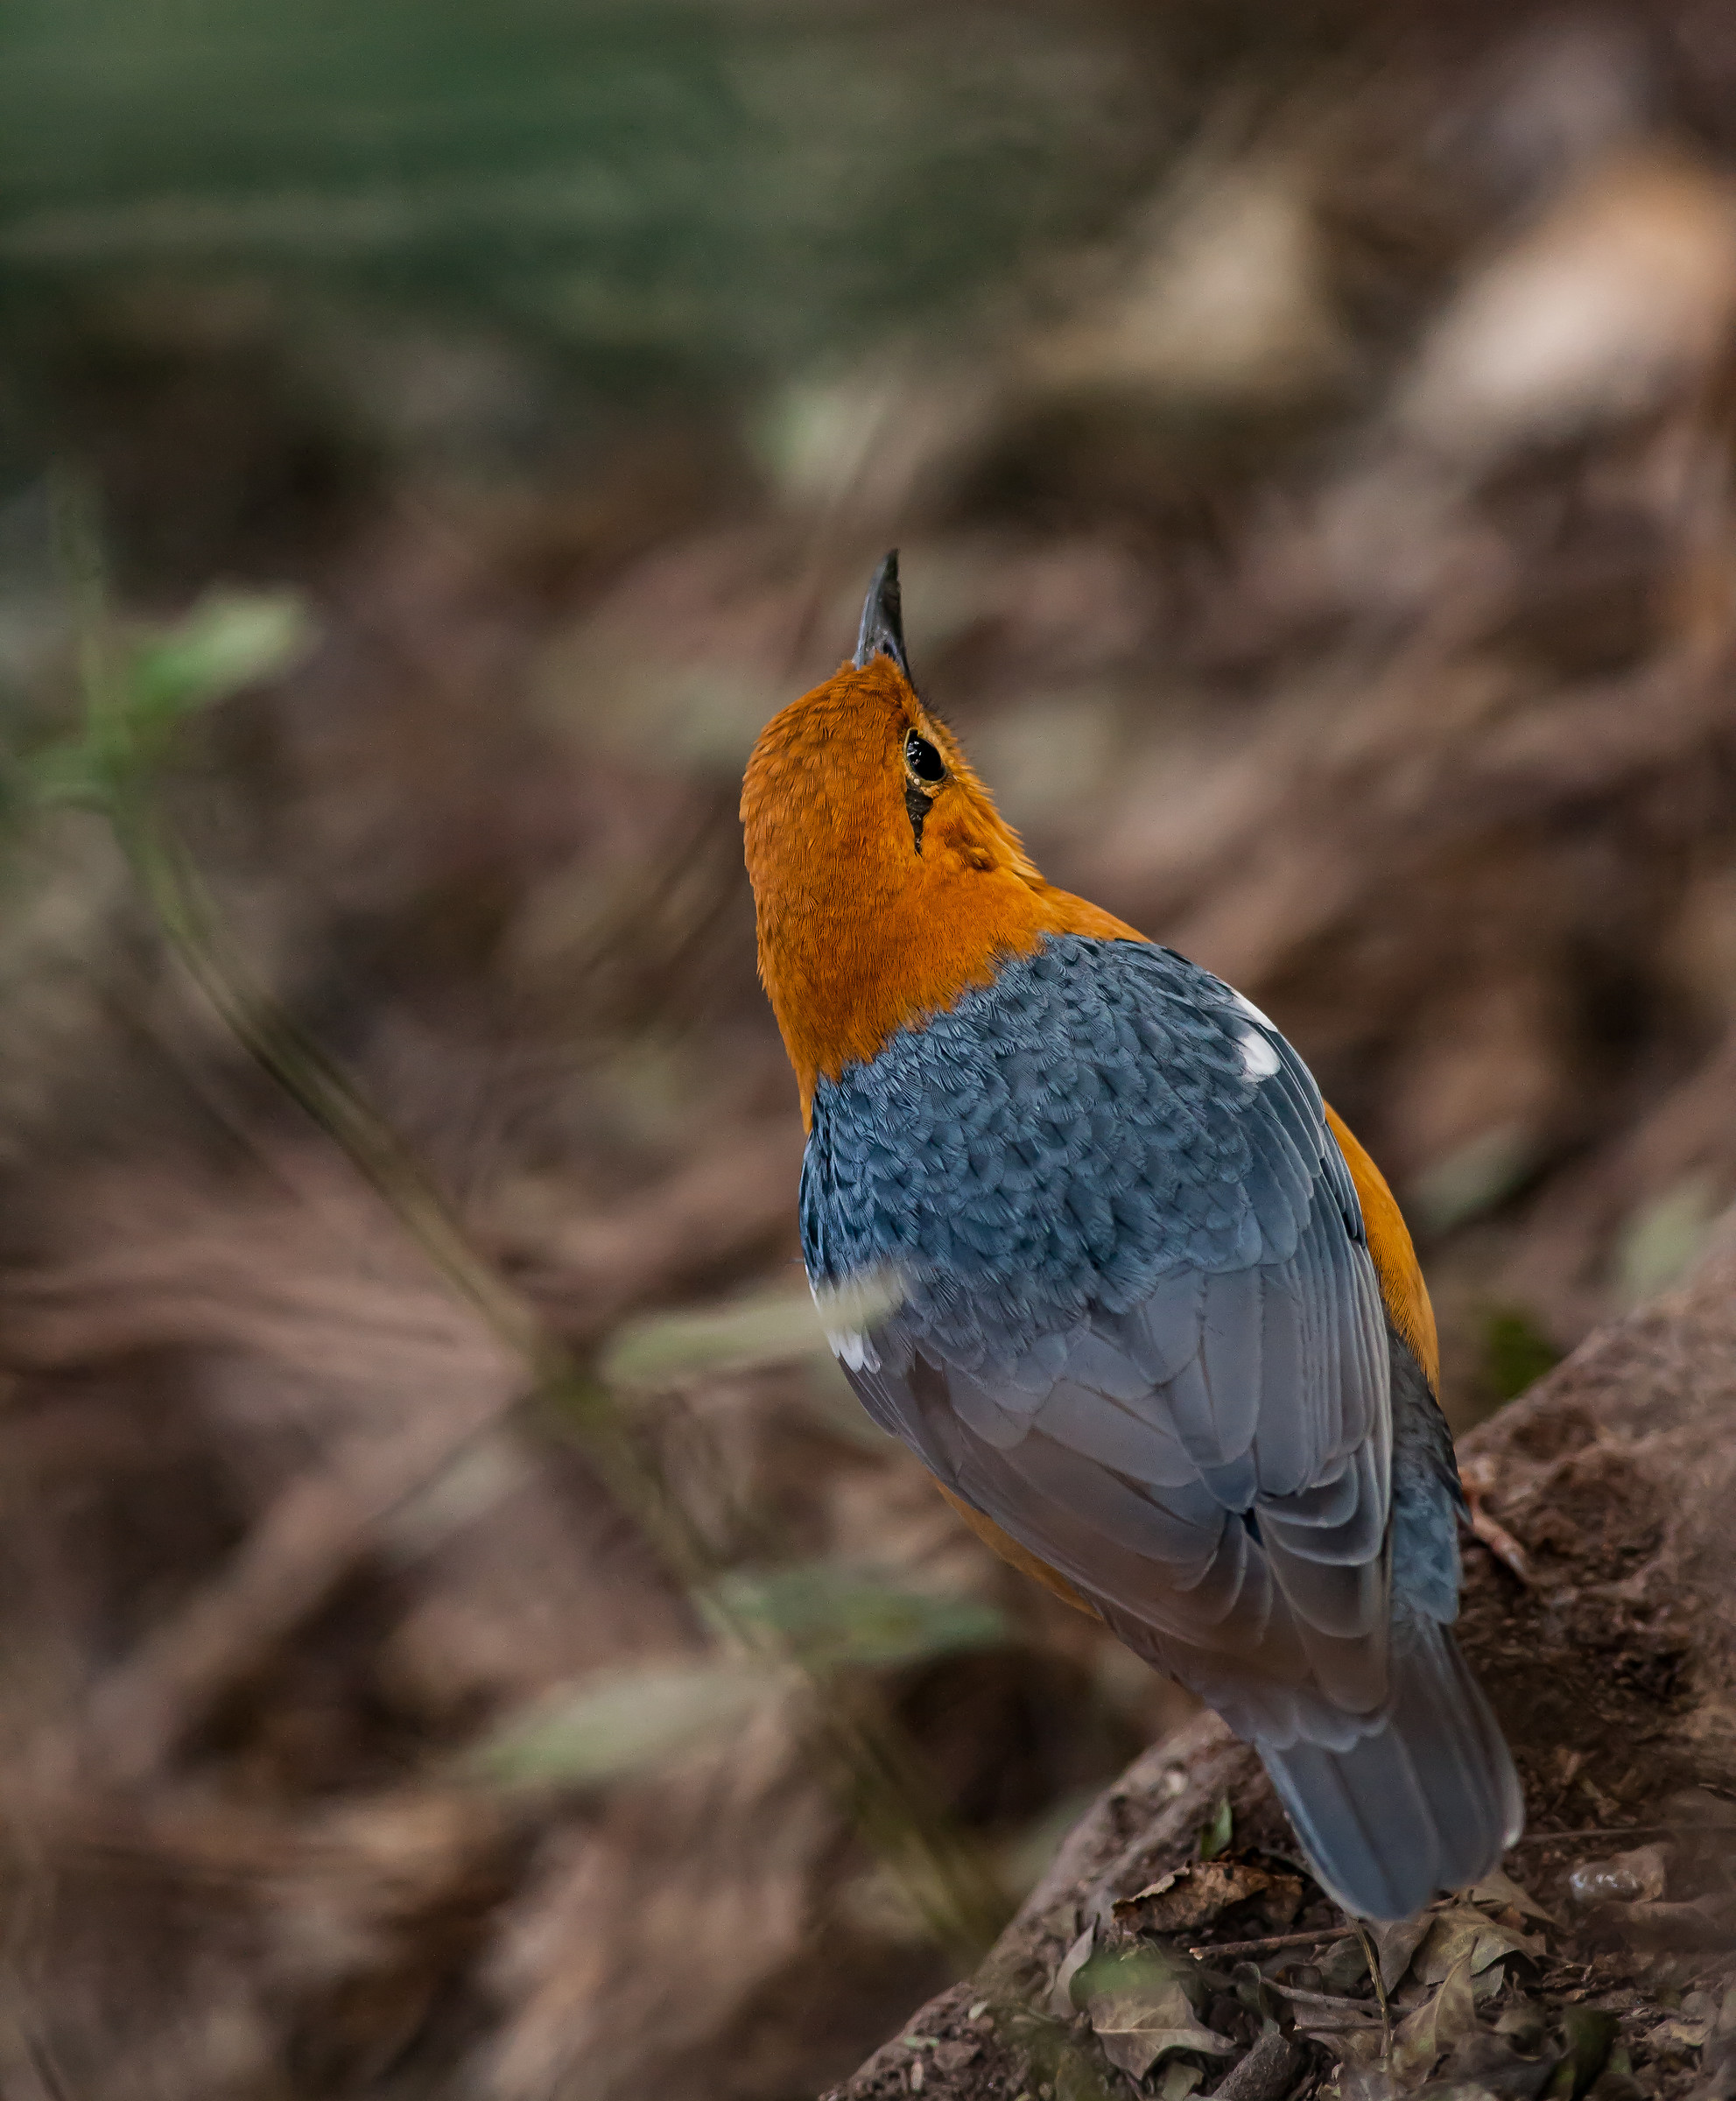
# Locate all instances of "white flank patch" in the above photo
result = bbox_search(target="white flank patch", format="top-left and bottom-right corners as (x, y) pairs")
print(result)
(811, 1267), (906, 1374)
(1232, 988), (1277, 1029)
(1238, 1027), (1282, 1080)
(831, 1330), (880, 1373)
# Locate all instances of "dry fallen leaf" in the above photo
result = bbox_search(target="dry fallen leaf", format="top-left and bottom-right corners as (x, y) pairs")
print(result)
(1410, 1905), (1543, 1988)
(1078, 1950), (1234, 2081)
(1388, 1975), (1558, 2101)
(1112, 1855), (1304, 1935)
(1089, 1978), (1234, 2081)
(1369, 1914), (1435, 1991)
(1467, 1866), (1559, 1928)
(1336, 2045), (1400, 2101)
(1652, 2013), (1711, 2055)
(1049, 1921), (1097, 2018)
(1394, 1950), (1480, 2086)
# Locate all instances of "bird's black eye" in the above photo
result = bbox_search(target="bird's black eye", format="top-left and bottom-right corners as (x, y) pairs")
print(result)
(904, 730), (946, 783)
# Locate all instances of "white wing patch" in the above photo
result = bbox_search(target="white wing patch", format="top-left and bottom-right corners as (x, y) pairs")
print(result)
(811, 1266), (906, 1374)
(1238, 1027), (1282, 1079)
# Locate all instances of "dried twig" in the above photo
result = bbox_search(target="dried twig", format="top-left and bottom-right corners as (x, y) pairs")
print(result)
(1185, 1928), (1343, 1958)
(1352, 1920), (1393, 2048)
(1272, 1984), (1381, 2016)
(1458, 1456), (1534, 1585)
(1511, 1823), (1736, 1848)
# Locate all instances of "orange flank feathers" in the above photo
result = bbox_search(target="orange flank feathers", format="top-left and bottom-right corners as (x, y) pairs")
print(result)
(931, 1481), (1100, 1616)
(741, 623), (1439, 1395)
(1325, 1106), (1441, 1391)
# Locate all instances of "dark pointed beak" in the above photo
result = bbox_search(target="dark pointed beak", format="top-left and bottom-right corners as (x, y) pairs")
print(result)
(853, 550), (913, 682)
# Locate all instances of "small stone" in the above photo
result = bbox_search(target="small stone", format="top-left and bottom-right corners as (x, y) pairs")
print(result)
(1568, 1846), (1670, 1908)
(931, 2041), (981, 2074)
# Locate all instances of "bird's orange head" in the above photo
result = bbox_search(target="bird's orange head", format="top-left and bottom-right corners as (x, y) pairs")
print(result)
(741, 553), (1141, 1113)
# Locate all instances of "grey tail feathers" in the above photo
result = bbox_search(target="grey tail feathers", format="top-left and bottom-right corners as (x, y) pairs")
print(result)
(1259, 1621), (1523, 1921)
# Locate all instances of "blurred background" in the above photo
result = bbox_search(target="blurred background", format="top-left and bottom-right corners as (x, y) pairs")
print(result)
(3, 2), (1736, 2095)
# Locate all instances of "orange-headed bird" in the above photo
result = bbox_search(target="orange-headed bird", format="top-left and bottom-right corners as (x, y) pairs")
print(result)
(741, 553), (1522, 1920)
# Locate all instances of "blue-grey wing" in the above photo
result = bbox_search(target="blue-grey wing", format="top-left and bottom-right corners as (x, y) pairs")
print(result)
(841, 1193), (1391, 1746)
(805, 936), (1400, 1751)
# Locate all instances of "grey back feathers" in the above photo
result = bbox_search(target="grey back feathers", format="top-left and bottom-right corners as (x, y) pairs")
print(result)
(803, 935), (1521, 1919)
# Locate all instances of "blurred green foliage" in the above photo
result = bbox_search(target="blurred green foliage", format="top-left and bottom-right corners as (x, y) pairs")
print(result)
(601, 1282), (835, 1388)
(1481, 1308), (1561, 1404)
(1197, 1794), (1232, 1861)
(706, 1561), (1009, 1673)
(1614, 1175), (1720, 1309)
(0, 0), (1162, 387)
(467, 1562), (1009, 1791)
(467, 1655), (793, 1791)
(29, 584), (312, 809)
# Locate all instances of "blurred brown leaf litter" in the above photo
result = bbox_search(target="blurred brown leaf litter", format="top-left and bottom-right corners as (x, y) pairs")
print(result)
(4, 1), (1736, 2096)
